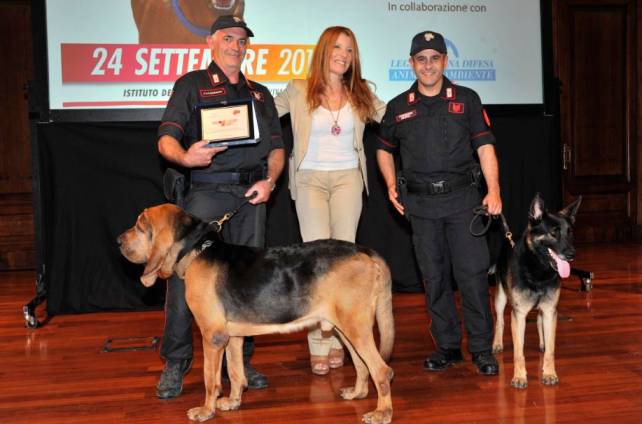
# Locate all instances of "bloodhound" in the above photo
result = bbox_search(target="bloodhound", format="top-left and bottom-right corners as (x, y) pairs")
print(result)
(131, 0), (245, 44)
(118, 204), (395, 423)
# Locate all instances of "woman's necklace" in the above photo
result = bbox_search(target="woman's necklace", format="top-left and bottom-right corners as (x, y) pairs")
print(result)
(325, 91), (344, 136)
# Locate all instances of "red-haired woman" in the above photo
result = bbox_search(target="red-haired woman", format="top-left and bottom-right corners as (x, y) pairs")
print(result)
(275, 26), (386, 376)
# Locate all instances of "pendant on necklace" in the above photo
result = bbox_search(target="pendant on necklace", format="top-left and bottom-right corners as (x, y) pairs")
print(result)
(331, 122), (342, 136)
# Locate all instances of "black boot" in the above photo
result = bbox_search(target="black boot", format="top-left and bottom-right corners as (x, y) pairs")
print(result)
(472, 350), (499, 376)
(221, 362), (269, 389)
(423, 348), (464, 371)
(244, 363), (268, 389)
(156, 358), (193, 399)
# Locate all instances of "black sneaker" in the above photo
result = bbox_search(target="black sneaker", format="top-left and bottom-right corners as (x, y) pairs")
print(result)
(472, 350), (499, 376)
(222, 363), (269, 390)
(156, 358), (193, 399)
(423, 348), (464, 371)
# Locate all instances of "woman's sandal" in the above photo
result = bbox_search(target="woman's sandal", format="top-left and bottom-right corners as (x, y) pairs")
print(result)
(310, 355), (330, 375)
(328, 347), (345, 369)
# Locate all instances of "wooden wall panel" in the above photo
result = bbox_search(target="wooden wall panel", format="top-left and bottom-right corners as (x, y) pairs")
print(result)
(572, 9), (627, 178)
(0, 1), (35, 270)
(555, 0), (639, 242)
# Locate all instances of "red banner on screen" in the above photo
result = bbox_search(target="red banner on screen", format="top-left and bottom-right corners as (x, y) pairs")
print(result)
(61, 43), (313, 83)
(62, 44), (209, 82)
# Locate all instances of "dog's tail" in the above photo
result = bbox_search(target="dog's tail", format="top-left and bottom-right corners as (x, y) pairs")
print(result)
(374, 256), (395, 362)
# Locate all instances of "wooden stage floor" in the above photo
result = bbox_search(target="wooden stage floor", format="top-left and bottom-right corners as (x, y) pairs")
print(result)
(1, 242), (641, 423)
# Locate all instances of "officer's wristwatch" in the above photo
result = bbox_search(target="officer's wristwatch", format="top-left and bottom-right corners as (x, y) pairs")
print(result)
(266, 176), (276, 191)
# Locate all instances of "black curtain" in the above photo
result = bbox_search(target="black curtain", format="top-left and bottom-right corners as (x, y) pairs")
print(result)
(38, 122), (167, 314)
(492, 114), (561, 234)
(36, 113), (557, 314)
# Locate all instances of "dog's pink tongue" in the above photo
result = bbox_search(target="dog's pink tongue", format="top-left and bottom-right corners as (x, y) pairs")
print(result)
(550, 250), (571, 278)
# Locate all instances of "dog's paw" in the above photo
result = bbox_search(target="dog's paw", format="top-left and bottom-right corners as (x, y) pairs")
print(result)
(362, 408), (392, 424)
(187, 406), (215, 422)
(216, 397), (241, 411)
(340, 386), (368, 400)
(542, 373), (559, 386)
(492, 344), (503, 353)
(511, 377), (528, 389)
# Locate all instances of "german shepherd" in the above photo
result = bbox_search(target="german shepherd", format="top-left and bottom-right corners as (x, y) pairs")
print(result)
(118, 204), (395, 423)
(491, 193), (581, 388)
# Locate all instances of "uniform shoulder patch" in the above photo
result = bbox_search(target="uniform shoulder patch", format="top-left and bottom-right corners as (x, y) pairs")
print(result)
(251, 90), (265, 102)
(483, 108), (492, 127)
(448, 102), (465, 114)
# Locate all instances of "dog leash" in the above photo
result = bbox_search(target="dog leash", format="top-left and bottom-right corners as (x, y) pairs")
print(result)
(470, 205), (515, 248)
(174, 192), (259, 264)
(208, 191), (258, 233)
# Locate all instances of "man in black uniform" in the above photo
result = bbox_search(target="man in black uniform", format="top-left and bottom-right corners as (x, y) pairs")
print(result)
(155, 15), (285, 398)
(376, 31), (501, 375)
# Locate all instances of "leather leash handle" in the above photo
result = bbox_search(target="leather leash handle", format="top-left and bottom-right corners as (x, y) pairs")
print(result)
(209, 191), (258, 233)
(470, 205), (515, 248)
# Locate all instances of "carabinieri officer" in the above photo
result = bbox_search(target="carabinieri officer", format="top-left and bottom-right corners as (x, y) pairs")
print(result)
(376, 30), (502, 376)
(156, 15), (285, 399)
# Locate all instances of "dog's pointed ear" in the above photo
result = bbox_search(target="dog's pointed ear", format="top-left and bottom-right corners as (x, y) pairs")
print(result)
(529, 193), (545, 223)
(560, 195), (582, 224)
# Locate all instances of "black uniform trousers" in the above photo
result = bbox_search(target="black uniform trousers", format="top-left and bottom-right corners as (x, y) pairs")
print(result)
(161, 183), (266, 362)
(410, 199), (493, 354)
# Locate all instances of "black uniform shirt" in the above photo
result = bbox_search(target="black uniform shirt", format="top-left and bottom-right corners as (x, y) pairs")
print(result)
(377, 77), (494, 184)
(377, 77), (495, 218)
(158, 61), (284, 172)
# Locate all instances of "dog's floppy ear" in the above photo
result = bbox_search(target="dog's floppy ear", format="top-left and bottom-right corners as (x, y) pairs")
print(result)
(140, 206), (198, 286)
(139, 206), (187, 287)
(529, 193), (546, 223)
(560, 195), (582, 224)
(141, 226), (174, 287)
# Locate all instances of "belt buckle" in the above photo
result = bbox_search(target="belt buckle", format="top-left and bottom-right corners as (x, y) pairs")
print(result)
(431, 180), (446, 194)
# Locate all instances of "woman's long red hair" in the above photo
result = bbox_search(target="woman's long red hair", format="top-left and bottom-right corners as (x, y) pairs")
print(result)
(306, 26), (376, 123)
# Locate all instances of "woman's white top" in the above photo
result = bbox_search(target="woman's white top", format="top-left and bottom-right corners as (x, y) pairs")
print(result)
(300, 102), (358, 171)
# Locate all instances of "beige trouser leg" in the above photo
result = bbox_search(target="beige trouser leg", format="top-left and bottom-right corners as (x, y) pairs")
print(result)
(294, 168), (363, 243)
(295, 168), (363, 356)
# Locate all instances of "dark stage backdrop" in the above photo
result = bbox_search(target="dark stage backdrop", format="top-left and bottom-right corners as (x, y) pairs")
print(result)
(38, 122), (167, 314)
(36, 114), (559, 314)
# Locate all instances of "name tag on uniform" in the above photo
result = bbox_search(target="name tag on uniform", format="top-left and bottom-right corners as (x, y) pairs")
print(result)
(395, 109), (417, 123)
(199, 88), (227, 98)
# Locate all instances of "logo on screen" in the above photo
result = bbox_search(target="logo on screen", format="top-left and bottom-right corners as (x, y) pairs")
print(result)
(388, 38), (496, 83)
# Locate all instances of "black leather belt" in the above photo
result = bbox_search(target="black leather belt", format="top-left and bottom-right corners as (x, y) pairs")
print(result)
(191, 169), (265, 185)
(407, 173), (475, 195)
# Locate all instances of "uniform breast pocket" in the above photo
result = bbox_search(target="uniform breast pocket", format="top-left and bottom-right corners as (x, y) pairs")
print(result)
(395, 115), (423, 145)
(442, 114), (468, 153)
